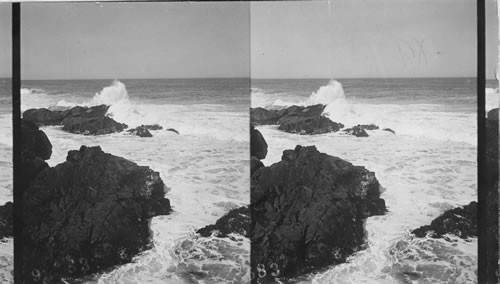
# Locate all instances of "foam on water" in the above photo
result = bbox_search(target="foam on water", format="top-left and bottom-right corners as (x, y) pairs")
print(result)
(251, 80), (476, 145)
(21, 79), (250, 284)
(255, 124), (476, 284)
(253, 78), (477, 283)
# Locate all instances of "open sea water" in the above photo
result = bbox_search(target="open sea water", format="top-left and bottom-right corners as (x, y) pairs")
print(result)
(251, 77), (490, 284)
(20, 78), (250, 284)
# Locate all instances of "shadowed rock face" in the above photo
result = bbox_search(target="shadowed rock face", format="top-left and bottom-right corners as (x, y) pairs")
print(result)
(22, 146), (171, 283)
(412, 202), (477, 239)
(251, 145), (386, 282)
(251, 104), (343, 135)
(197, 206), (250, 238)
(251, 125), (268, 160)
(23, 105), (127, 135)
(0, 202), (12, 240)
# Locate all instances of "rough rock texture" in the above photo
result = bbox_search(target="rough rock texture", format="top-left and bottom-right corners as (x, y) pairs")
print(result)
(251, 125), (268, 160)
(23, 105), (127, 135)
(22, 146), (171, 283)
(485, 108), (498, 281)
(251, 105), (344, 135)
(0, 202), (13, 239)
(127, 126), (153, 137)
(412, 202), (477, 239)
(141, 124), (163, 130)
(251, 157), (265, 175)
(251, 145), (386, 282)
(197, 206), (250, 238)
(343, 126), (369, 137)
(343, 124), (382, 137)
(20, 120), (52, 193)
(278, 116), (344, 135)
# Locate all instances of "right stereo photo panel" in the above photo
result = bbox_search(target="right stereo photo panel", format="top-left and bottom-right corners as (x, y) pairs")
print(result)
(250, 1), (488, 283)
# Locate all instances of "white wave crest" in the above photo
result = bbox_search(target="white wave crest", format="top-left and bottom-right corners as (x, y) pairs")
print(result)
(486, 87), (499, 113)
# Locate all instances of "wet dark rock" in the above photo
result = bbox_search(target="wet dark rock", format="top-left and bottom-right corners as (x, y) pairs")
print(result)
(251, 104), (344, 135)
(0, 202), (13, 239)
(278, 116), (343, 135)
(251, 145), (386, 281)
(251, 157), (264, 175)
(166, 128), (179, 134)
(485, 108), (498, 279)
(383, 128), (396, 134)
(251, 125), (268, 160)
(343, 124), (382, 137)
(23, 105), (127, 135)
(197, 206), (250, 238)
(141, 124), (163, 130)
(22, 145), (171, 283)
(20, 120), (52, 193)
(250, 107), (282, 125)
(127, 126), (153, 138)
(412, 202), (477, 239)
(343, 126), (369, 137)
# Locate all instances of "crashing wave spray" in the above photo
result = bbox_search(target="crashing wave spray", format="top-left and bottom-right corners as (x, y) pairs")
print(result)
(308, 80), (357, 124)
(90, 80), (130, 106)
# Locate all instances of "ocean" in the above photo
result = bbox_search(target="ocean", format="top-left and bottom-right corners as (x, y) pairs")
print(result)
(0, 77), (496, 283)
(19, 78), (250, 284)
(0, 78), (13, 283)
(252, 77), (488, 284)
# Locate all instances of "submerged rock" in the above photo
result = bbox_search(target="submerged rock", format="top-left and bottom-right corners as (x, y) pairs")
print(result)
(23, 105), (127, 135)
(197, 206), (250, 238)
(383, 128), (396, 134)
(127, 126), (153, 137)
(251, 145), (386, 281)
(166, 128), (179, 134)
(343, 126), (369, 137)
(22, 145), (171, 283)
(141, 124), (163, 130)
(412, 202), (477, 239)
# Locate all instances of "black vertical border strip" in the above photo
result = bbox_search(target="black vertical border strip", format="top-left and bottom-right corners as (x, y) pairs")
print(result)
(12, 2), (21, 283)
(477, 0), (488, 283)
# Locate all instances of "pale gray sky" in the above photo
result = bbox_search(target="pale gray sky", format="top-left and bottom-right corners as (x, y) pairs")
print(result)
(21, 2), (250, 80)
(252, 0), (496, 79)
(0, 4), (11, 78)
(0, 1), (497, 79)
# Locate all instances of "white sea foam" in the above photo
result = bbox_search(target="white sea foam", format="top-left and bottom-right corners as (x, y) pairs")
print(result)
(251, 80), (476, 145)
(255, 122), (476, 284)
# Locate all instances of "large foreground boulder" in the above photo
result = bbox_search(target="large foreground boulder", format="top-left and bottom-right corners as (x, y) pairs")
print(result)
(22, 146), (171, 283)
(412, 202), (477, 239)
(251, 145), (386, 282)
(23, 105), (127, 135)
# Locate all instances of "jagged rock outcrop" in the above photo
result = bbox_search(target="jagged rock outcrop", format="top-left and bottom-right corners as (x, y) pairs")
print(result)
(251, 145), (386, 282)
(251, 104), (343, 135)
(127, 126), (153, 137)
(197, 206), (250, 238)
(23, 105), (127, 135)
(412, 202), (477, 239)
(22, 145), (171, 283)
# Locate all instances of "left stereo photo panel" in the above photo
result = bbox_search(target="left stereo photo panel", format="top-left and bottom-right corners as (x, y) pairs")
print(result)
(0, 3), (13, 283)
(19, 2), (250, 284)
